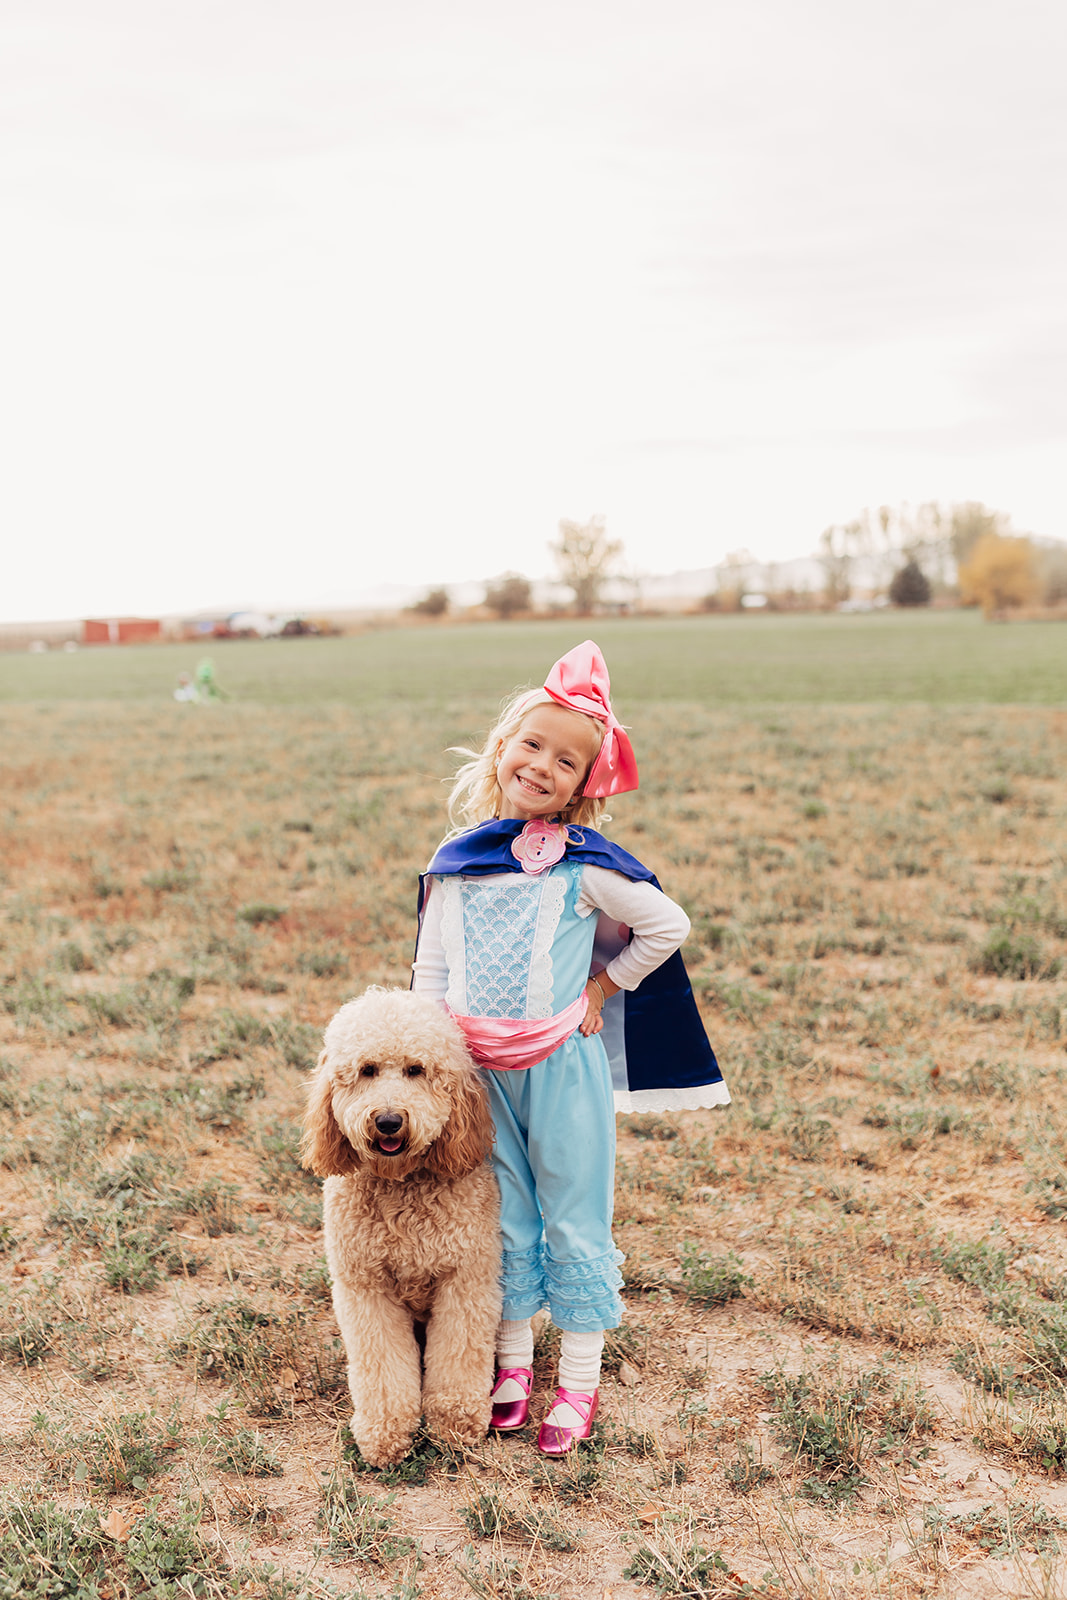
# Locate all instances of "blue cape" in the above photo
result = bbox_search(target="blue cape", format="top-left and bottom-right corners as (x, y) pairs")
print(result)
(417, 820), (728, 1110)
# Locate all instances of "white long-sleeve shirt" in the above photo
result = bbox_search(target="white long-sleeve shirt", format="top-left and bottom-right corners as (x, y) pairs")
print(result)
(412, 863), (690, 1004)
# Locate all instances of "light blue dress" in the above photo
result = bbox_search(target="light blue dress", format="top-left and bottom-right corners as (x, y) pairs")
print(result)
(433, 859), (625, 1329)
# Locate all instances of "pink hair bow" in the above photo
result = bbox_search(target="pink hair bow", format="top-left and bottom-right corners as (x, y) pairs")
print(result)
(543, 639), (639, 798)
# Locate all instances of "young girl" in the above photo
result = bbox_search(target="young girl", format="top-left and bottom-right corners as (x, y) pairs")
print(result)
(412, 640), (728, 1455)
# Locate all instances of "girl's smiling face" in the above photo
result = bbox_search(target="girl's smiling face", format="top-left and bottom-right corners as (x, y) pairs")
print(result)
(496, 703), (601, 821)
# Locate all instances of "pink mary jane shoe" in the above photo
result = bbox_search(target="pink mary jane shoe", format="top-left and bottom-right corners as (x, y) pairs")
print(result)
(490, 1367), (533, 1431)
(537, 1387), (599, 1456)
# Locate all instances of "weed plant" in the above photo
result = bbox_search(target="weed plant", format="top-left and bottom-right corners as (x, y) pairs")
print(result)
(456, 1547), (558, 1600)
(318, 1469), (417, 1565)
(761, 1359), (935, 1488)
(622, 1524), (732, 1598)
(723, 1441), (774, 1494)
(926, 1498), (1067, 1556)
(461, 1491), (577, 1552)
(214, 1426), (284, 1477)
(679, 1244), (750, 1305)
(972, 1395), (1067, 1474)
(531, 1452), (603, 1502)
(70, 1410), (180, 1492)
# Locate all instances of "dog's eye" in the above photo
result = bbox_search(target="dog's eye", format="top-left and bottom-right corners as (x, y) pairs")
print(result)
(360, 1062), (378, 1078)
(404, 1062), (424, 1078)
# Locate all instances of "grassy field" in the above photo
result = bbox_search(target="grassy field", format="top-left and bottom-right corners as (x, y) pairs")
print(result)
(3, 623), (1067, 1597)
(2, 608), (1067, 706)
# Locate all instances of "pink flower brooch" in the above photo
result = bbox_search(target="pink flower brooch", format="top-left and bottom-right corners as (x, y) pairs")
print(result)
(511, 819), (568, 876)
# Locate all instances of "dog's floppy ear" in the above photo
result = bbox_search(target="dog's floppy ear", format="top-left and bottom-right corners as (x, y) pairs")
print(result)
(301, 1049), (358, 1176)
(424, 1066), (494, 1179)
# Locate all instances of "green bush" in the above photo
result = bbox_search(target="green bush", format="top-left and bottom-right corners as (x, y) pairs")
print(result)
(889, 560), (932, 607)
(317, 1471), (416, 1563)
(679, 1245), (750, 1306)
(761, 1362), (935, 1482)
(0, 1314), (54, 1366)
(461, 1492), (576, 1552)
(72, 1411), (178, 1493)
(214, 1427), (284, 1478)
(972, 929), (1059, 980)
(623, 1532), (730, 1596)
(53, 941), (91, 973)
(722, 1442), (773, 1494)
(936, 1236), (1014, 1291)
(238, 902), (286, 925)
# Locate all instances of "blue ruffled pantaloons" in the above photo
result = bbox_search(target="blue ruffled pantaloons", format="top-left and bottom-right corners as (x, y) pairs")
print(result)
(486, 1031), (625, 1331)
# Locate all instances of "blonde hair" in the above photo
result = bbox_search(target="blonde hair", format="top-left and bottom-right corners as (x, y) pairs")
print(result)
(446, 687), (609, 834)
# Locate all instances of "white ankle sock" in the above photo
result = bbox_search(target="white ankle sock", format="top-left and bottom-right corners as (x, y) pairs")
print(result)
(557, 1329), (604, 1394)
(495, 1318), (534, 1368)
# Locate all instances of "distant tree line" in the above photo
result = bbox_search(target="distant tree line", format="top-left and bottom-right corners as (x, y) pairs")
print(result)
(817, 500), (1067, 617)
(817, 501), (987, 606)
(408, 500), (1066, 624)
(408, 514), (623, 621)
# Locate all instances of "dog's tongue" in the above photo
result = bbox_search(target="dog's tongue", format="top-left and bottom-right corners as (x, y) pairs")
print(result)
(378, 1136), (403, 1154)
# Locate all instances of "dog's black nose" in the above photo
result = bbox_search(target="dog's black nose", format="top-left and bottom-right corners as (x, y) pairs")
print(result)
(375, 1112), (403, 1135)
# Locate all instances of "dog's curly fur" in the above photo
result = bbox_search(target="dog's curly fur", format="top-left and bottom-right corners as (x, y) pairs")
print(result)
(301, 987), (501, 1466)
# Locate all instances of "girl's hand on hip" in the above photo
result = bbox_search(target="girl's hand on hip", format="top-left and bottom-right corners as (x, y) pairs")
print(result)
(579, 992), (604, 1036)
(579, 971), (618, 1037)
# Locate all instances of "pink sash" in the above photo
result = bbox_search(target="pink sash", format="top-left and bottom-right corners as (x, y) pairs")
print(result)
(447, 992), (589, 1072)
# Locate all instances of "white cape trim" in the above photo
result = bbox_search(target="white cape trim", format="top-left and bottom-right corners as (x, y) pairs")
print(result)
(614, 1083), (732, 1114)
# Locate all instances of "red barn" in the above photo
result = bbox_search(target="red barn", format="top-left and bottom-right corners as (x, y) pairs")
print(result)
(83, 618), (162, 645)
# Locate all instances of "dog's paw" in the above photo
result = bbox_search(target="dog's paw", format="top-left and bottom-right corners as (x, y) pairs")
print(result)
(424, 1392), (492, 1449)
(353, 1421), (416, 1468)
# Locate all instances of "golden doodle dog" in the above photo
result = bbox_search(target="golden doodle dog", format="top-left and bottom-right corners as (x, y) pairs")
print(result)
(301, 988), (501, 1466)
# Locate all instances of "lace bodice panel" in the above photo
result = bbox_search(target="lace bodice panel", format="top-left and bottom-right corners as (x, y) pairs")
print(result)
(438, 862), (596, 1020)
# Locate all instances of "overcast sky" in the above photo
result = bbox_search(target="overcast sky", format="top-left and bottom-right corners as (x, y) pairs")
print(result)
(3, 0), (1065, 621)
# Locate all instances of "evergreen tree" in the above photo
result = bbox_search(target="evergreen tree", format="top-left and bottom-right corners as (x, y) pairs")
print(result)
(888, 560), (931, 607)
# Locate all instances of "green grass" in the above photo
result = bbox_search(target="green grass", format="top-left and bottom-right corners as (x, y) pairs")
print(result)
(2, 610), (1066, 705)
